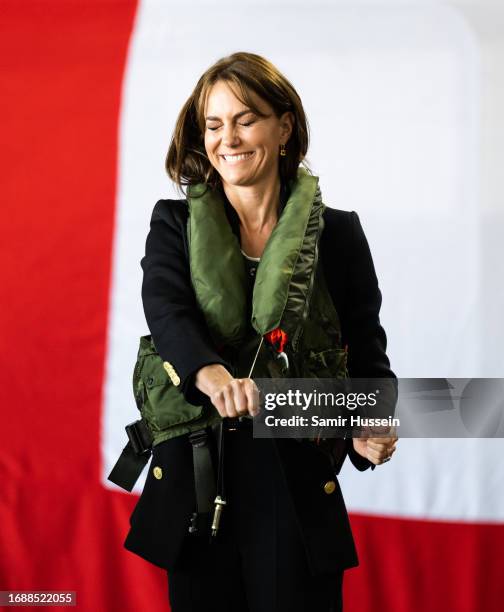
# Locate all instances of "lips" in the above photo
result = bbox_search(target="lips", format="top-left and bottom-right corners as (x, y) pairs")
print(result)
(220, 151), (255, 163)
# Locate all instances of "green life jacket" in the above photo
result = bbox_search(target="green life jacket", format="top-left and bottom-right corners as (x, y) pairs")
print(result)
(108, 168), (348, 491)
(137, 168), (347, 446)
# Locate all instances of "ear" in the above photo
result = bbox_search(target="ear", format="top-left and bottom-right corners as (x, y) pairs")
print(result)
(279, 111), (294, 144)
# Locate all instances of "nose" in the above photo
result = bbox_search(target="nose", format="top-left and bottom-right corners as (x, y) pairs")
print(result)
(222, 123), (240, 148)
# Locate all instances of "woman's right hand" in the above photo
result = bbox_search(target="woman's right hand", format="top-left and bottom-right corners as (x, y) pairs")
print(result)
(194, 363), (260, 418)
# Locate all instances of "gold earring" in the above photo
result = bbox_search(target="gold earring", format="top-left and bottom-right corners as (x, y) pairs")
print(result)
(280, 143), (287, 157)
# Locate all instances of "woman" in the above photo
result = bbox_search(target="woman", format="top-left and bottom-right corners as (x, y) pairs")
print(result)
(123, 52), (397, 612)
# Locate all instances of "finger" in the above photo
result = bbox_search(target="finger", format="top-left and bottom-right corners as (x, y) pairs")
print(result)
(242, 379), (260, 416)
(368, 440), (397, 454)
(378, 445), (397, 462)
(365, 452), (380, 466)
(222, 385), (237, 418)
(368, 436), (396, 445)
(210, 390), (228, 418)
(367, 446), (393, 464)
(366, 447), (384, 464)
(366, 440), (389, 453)
(232, 380), (248, 415)
(252, 380), (260, 413)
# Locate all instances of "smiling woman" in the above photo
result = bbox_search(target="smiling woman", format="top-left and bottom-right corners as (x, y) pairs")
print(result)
(203, 80), (293, 192)
(122, 51), (397, 612)
(166, 51), (308, 190)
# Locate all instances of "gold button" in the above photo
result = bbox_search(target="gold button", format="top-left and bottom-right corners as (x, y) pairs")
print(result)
(323, 480), (336, 495)
(153, 466), (163, 480)
(163, 361), (181, 386)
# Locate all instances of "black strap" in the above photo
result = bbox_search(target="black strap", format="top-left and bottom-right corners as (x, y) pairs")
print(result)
(107, 440), (151, 492)
(189, 429), (216, 514)
(107, 420), (153, 492)
(215, 420), (226, 501)
(207, 419), (227, 539)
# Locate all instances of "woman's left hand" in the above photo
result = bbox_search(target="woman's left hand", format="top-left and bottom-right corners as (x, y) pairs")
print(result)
(352, 431), (398, 466)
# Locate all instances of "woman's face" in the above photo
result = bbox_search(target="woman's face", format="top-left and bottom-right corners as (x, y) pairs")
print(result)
(203, 80), (293, 189)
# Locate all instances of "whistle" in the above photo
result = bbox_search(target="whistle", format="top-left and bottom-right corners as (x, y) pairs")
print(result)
(211, 495), (227, 536)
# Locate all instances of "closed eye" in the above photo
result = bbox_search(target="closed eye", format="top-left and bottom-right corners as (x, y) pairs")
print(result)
(206, 116), (257, 131)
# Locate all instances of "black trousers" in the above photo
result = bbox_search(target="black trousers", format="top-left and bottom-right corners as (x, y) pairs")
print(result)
(167, 427), (344, 612)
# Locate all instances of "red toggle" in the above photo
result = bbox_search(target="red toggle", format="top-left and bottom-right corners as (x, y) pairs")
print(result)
(265, 328), (288, 353)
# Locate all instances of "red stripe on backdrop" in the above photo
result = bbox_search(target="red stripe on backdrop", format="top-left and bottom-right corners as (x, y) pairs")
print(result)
(0, 2), (168, 611)
(347, 514), (504, 612)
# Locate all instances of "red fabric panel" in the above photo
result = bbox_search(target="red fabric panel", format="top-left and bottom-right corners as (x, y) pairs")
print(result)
(0, 2), (168, 611)
(346, 513), (504, 612)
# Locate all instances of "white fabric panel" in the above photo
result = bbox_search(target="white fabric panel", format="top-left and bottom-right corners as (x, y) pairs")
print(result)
(340, 438), (504, 522)
(102, 0), (504, 521)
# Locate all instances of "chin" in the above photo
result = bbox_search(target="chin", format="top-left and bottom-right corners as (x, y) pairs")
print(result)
(220, 171), (255, 187)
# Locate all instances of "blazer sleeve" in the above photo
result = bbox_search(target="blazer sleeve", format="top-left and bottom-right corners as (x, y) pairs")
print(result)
(140, 199), (233, 405)
(322, 209), (396, 471)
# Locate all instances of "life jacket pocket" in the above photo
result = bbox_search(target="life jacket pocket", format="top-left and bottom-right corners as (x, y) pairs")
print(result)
(304, 347), (348, 379)
(134, 336), (204, 433)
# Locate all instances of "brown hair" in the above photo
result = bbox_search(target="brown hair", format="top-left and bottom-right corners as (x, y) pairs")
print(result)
(165, 51), (310, 191)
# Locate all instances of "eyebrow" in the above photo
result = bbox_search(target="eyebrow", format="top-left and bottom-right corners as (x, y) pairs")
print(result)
(205, 110), (254, 122)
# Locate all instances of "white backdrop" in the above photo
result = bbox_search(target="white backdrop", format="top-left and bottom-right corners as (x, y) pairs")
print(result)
(102, 0), (504, 520)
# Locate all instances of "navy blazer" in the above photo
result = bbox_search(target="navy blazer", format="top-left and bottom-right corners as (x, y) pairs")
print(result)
(124, 197), (395, 574)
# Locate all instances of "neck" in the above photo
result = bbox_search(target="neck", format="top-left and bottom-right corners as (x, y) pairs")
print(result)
(222, 173), (281, 234)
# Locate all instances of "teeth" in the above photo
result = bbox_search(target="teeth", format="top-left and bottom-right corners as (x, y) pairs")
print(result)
(222, 152), (253, 161)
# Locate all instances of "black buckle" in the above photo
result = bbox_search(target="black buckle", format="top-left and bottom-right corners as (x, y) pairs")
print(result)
(125, 419), (153, 456)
